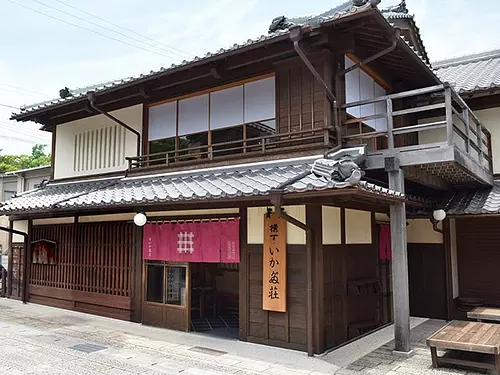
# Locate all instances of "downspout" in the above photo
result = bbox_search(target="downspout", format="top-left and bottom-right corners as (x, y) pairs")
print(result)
(269, 189), (315, 357)
(288, 26), (341, 157)
(87, 92), (142, 158)
(0, 226), (29, 303)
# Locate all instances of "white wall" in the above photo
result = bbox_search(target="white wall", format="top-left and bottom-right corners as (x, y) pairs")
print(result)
(54, 104), (143, 180)
(247, 206), (306, 245)
(407, 219), (443, 244)
(476, 107), (500, 174)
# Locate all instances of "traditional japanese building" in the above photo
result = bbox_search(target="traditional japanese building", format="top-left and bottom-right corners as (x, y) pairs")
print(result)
(2, 0), (499, 356)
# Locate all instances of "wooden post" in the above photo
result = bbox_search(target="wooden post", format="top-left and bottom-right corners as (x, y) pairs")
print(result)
(388, 167), (412, 354)
(463, 108), (470, 154)
(445, 87), (453, 146)
(386, 99), (394, 150)
(239, 207), (248, 341)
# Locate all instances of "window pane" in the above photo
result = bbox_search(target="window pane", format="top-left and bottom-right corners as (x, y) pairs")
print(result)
(246, 119), (277, 152)
(148, 137), (176, 165)
(210, 86), (244, 130)
(178, 132), (208, 161)
(374, 83), (387, 131)
(178, 94), (209, 136)
(244, 77), (276, 123)
(360, 70), (375, 128)
(3, 190), (16, 201)
(166, 266), (186, 306)
(146, 264), (164, 303)
(149, 102), (177, 141)
(212, 125), (243, 157)
(345, 56), (361, 118)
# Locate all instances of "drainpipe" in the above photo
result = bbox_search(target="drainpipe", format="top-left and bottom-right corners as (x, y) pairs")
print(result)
(269, 189), (315, 357)
(288, 26), (341, 157)
(0, 226), (29, 303)
(87, 92), (142, 158)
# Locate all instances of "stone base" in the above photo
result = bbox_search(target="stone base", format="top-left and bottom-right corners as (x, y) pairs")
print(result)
(392, 350), (414, 358)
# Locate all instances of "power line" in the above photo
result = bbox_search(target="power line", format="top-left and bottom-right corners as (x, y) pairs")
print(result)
(0, 86), (43, 97)
(29, 0), (191, 60)
(0, 134), (49, 144)
(0, 128), (51, 143)
(0, 103), (19, 110)
(52, 0), (193, 59)
(6, 0), (178, 59)
(0, 83), (50, 97)
(0, 122), (51, 139)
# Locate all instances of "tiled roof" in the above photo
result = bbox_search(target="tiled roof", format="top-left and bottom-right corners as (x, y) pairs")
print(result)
(15, 1), (375, 118)
(433, 49), (500, 94)
(444, 181), (500, 215)
(0, 156), (403, 214)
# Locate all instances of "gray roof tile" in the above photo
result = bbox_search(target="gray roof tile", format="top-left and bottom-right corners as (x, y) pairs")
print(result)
(444, 181), (500, 215)
(434, 49), (500, 94)
(0, 157), (403, 214)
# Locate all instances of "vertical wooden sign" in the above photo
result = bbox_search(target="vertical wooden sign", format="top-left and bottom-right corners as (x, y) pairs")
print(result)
(262, 212), (287, 312)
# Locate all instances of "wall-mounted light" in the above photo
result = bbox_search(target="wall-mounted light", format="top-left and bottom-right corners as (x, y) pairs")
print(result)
(430, 209), (446, 234)
(432, 209), (447, 222)
(133, 212), (147, 227)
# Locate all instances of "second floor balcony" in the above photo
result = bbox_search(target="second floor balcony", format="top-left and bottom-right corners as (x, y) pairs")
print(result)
(127, 83), (493, 190)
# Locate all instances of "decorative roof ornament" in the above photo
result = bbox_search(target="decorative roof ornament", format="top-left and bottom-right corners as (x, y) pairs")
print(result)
(352, 0), (369, 6)
(269, 16), (294, 34)
(385, 0), (408, 14)
(311, 146), (366, 188)
(59, 87), (72, 99)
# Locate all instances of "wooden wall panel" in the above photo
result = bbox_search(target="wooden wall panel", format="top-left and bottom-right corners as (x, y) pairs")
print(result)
(276, 58), (327, 135)
(407, 243), (446, 319)
(29, 222), (135, 320)
(323, 243), (383, 349)
(246, 244), (307, 351)
(456, 218), (500, 305)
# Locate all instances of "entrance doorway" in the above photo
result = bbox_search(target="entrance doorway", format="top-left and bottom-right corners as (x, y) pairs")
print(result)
(190, 263), (239, 338)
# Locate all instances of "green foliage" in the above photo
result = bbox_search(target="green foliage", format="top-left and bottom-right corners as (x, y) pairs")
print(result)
(0, 144), (51, 173)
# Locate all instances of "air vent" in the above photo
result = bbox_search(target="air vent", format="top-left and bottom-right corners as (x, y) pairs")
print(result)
(73, 125), (126, 172)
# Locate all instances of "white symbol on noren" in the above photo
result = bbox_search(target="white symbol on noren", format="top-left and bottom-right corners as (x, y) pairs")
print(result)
(177, 232), (195, 254)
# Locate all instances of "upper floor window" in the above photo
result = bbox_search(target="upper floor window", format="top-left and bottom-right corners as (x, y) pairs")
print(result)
(148, 75), (276, 162)
(345, 56), (387, 132)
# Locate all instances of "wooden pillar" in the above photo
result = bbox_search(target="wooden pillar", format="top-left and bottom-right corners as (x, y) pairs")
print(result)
(388, 167), (412, 354)
(131, 224), (143, 323)
(239, 207), (248, 341)
(306, 204), (324, 354)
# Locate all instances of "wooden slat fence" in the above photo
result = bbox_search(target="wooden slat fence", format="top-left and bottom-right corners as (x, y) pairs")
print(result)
(31, 222), (133, 297)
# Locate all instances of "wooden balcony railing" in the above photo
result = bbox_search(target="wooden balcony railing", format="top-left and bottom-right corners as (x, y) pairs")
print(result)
(127, 128), (334, 171)
(341, 84), (493, 173)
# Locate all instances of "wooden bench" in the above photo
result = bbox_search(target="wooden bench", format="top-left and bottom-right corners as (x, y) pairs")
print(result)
(427, 320), (500, 373)
(468, 307), (500, 322)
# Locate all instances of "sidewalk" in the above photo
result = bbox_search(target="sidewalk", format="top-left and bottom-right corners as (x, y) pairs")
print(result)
(0, 299), (484, 375)
(0, 299), (337, 375)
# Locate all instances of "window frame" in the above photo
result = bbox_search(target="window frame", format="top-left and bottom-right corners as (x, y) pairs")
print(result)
(144, 261), (188, 308)
(146, 73), (276, 157)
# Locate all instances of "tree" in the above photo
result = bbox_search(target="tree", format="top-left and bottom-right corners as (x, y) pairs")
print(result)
(0, 144), (51, 173)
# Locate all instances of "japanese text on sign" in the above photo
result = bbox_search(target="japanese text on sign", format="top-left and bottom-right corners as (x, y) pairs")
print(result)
(262, 212), (287, 312)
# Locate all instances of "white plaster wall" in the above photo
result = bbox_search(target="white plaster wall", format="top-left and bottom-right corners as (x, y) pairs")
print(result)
(12, 220), (28, 243)
(345, 209), (372, 244)
(322, 206), (341, 245)
(54, 104), (143, 180)
(247, 206), (306, 245)
(406, 219), (443, 244)
(476, 107), (500, 174)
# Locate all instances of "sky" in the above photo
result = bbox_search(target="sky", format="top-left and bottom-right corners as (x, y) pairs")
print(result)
(1, 0), (500, 155)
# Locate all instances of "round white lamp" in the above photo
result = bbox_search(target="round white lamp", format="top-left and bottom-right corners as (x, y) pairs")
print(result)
(432, 209), (447, 222)
(133, 212), (147, 227)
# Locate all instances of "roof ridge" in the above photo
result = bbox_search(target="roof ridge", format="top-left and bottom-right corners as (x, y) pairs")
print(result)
(433, 48), (500, 69)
